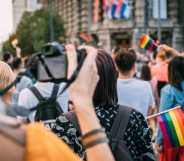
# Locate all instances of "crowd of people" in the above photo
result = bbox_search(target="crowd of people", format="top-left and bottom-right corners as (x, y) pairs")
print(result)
(0, 41), (183, 161)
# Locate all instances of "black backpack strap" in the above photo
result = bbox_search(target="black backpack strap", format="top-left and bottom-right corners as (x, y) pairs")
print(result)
(50, 84), (64, 113)
(50, 84), (59, 100)
(29, 86), (45, 102)
(110, 105), (133, 151)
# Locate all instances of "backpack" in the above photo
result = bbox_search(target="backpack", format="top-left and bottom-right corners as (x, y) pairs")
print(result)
(65, 105), (133, 161)
(30, 84), (63, 128)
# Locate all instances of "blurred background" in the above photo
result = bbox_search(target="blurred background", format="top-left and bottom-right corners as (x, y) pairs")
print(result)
(0, 0), (184, 54)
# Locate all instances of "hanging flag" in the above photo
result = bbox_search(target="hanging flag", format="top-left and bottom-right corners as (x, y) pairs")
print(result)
(157, 107), (184, 149)
(111, 0), (118, 19)
(115, 0), (123, 18)
(102, 0), (107, 11)
(120, 0), (130, 19)
(93, 0), (99, 23)
(107, 0), (114, 19)
(106, 0), (130, 19)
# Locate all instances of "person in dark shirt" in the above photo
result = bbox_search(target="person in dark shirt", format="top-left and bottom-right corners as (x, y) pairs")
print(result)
(53, 48), (155, 161)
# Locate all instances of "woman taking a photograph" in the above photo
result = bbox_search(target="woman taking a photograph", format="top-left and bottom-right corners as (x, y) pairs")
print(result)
(53, 45), (155, 161)
(0, 45), (115, 161)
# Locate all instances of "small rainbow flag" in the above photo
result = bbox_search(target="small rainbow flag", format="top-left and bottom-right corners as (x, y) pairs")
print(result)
(139, 34), (157, 52)
(158, 107), (184, 149)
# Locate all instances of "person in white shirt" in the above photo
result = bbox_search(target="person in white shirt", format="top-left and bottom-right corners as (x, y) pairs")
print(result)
(18, 82), (69, 121)
(114, 48), (155, 116)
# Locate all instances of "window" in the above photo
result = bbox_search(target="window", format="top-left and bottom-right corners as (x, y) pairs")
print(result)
(152, 0), (167, 19)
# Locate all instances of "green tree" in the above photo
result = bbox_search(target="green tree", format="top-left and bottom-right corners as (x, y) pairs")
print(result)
(2, 9), (65, 56)
(2, 34), (16, 55)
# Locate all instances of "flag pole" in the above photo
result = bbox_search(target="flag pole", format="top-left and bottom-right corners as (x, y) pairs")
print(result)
(146, 106), (181, 120)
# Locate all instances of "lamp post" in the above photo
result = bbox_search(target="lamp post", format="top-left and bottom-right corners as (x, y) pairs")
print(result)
(157, 0), (161, 42)
(88, 0), (92, 33)
(144, 0), (149, 34)
(48, 0), (54, 41)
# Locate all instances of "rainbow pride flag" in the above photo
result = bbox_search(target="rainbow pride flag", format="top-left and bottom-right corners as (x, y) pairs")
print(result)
(139, 34), (157, 52)
(158, 107), (184, 148)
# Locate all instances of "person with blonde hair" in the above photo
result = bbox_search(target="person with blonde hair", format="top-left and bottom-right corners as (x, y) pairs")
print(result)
(0, 61), (16, 104)
(151, 45), (180, 98)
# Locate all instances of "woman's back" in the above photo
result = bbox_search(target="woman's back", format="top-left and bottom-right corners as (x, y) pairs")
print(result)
(53, 104), (155, 161)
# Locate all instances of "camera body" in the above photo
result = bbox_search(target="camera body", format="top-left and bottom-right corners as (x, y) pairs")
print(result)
(37, 42), (86, 82)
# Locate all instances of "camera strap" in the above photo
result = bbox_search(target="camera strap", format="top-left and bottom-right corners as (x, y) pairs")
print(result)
(0, 76), (22, 96)
(57, 55), (86, 96)
(38, 55), (55, 80)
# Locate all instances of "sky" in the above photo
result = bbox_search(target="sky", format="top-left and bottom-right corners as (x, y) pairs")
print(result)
(0, 0), (13, 43)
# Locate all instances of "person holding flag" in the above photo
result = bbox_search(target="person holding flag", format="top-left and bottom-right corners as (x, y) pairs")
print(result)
(155, 56), (184, 161)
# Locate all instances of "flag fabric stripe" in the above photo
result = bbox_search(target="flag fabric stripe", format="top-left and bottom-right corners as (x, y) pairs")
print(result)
(115, 0), (123, 18)
(102, 0), (107, 10)
(147, 42), (154, 51)
(158, 107), (184, 149)
(165, 113), (180, 147)
(107, 0), (114, 19)
(93, 0), (99, 23)
(169, 110), (184, 146)
(111, 2), (117, 19)
(140, 35), (149, 48)
(176, 109), (184, 144)
(110, 0), (114, 6)
(169, 111), (183, 146)
(144, 39), (153, 50)
(120, 1), (127, 18)
(161, 113), (179, 147)
(176, 108), (184, 130)
(158, 116), (172, 148)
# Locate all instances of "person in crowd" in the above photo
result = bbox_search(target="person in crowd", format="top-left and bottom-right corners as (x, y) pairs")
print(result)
(23, 57), (37, 83)
(0, 47), (115, 161)
(141, 64), (158, 106)
(2, 52), (14, 67)
(11, 57), (33, 92)
(111, 46), (121, 61)
(52, 45), (155, 161)
(141, 64), (152, 81)
(0, 61), (17, 105)
(140, 64), (158, 141)
(114, 48), (155, 116)
(155, 56), (184, 161)
(0, 61), (30, 118)
(150, 45), (180, 98)
(151, 50), (168, 98)
(18, 63), (69, 121)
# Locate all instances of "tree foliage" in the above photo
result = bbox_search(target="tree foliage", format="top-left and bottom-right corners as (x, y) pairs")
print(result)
(2, 9), (65, 56)
(2, 34), (17, 55)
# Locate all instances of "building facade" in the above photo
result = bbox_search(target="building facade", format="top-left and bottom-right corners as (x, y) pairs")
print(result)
(12, 0), (42, 31)
(40, 0), (184, 52)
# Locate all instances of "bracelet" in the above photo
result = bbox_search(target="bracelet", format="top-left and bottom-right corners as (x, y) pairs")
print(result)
(81, 128), (105, 141)
(83, 137), (109, 149)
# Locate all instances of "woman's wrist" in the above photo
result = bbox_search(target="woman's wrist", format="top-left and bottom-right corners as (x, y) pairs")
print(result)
(74, 104), (101, 134)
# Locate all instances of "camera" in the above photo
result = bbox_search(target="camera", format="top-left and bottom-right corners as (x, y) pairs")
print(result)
(36, 42), (87, 82)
